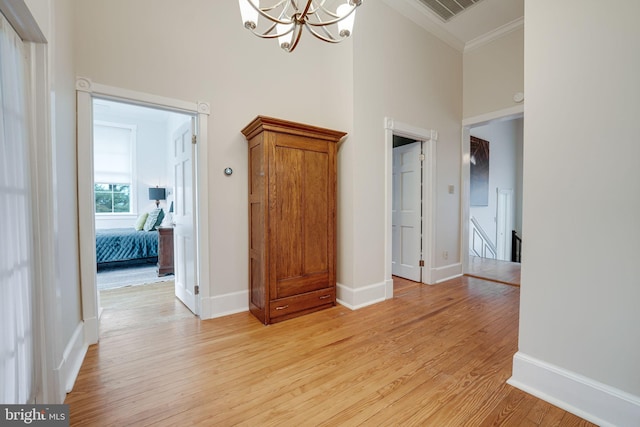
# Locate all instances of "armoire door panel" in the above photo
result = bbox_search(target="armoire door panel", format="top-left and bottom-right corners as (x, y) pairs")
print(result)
(303, 150), (330, 274)
(274, 146), (304, 281)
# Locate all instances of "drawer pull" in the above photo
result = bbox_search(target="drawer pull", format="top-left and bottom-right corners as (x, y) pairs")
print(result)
(275, 305), (289, 310)
(319, 295), (331, 300)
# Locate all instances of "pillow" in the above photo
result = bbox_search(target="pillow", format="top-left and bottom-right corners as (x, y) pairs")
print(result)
(134, 212), (149, 231)
(154, 209), (165, 229)
(143, 208), (163, 231)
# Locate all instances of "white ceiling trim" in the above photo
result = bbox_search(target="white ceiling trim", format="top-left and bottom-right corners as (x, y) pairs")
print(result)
(0, 0), (46, 43)
(464, 16), (524, 53)
(381, 0), (465, 52)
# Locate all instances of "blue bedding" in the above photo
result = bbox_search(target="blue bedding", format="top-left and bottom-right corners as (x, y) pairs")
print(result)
(96, 228), (158, 265)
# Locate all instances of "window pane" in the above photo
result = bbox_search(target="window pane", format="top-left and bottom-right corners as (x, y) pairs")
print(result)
(95, 192), (113, 213)
(94, 183), (130, 213)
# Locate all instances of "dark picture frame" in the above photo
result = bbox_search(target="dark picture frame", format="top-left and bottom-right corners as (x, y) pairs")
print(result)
(470, 136), (490, 206)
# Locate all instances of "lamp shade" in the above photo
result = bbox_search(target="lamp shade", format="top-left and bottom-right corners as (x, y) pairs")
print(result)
(148, 187), (166, 201)
(337, 4), (356, 37)
(239, 0), (259, 28)
(169, 201), (174, 213)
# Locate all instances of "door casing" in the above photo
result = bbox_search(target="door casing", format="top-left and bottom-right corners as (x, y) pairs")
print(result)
(384, 117), (437, 297)
(76, 78), (211, 343)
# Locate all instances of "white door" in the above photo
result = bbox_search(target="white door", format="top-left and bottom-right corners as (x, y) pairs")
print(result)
(392, 141), (422, 281)
(496, 188), (514, 261)
(173, 119), (198, 314)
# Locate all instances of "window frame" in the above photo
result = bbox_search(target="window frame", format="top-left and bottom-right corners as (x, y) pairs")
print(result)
(93, 120), (137, 216)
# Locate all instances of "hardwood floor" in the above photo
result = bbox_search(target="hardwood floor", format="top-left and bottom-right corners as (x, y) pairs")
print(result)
(65, 277), (594, 426)
(466, 256), (521, 286)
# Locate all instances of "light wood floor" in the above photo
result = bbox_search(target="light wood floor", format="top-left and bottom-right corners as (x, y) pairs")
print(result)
(466, 256), (521, 286)
(65, 277), (594, 426)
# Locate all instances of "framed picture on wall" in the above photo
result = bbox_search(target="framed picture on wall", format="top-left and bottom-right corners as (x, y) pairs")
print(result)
(470, 136), (490, 206)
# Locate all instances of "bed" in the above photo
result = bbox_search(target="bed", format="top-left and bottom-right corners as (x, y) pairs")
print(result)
(96, 228), (158, 268)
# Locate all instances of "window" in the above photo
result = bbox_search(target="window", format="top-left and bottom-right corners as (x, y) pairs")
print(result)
(94, 183), (130, 213)
(93, 121), (136, 213)
(0, 11), (35, 404)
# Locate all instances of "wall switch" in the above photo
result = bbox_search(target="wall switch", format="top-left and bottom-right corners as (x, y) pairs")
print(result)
(448, 185), (455, 194)
(443, 250), (449, 260)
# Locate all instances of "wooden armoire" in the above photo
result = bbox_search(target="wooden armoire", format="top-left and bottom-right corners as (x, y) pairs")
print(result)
(241, 116), (346, 324)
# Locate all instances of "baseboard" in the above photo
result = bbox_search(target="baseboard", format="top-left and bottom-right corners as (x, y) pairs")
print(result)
(336, 281), (386, 310)
(59, 322), (89, 394)
(200, 290), (249, 320)
(430, 263), (463, 284)
(508, 352), (640, 427)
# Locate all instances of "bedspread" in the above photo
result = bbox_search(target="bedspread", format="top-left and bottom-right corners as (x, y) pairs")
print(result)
(96, 228), (158, 264)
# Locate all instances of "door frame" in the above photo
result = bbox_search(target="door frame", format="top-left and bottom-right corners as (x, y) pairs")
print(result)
(461, 105), (523, 274)
(384, 117), (437, 297)
(76, 77), (211, 343)
(392, 140), (424, 282)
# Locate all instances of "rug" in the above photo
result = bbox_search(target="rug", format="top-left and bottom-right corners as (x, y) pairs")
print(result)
(97, 264), (173, 290)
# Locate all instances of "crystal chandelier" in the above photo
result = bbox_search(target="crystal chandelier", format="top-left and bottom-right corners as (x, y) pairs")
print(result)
(238, 0), (363, 52)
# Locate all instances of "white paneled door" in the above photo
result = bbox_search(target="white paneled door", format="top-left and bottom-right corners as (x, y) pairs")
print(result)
(392, 141), (423, 282)
(173, 119), (198, 314)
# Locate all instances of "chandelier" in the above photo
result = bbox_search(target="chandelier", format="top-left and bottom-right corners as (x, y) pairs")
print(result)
(238, 0), (363, 52)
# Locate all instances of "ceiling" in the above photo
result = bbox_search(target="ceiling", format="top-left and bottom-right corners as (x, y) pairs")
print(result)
(383, 0), (524, 51)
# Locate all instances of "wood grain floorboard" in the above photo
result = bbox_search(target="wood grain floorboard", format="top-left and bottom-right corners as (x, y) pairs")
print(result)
(467, 256), (521, 286)
(65, 277), (596, 426)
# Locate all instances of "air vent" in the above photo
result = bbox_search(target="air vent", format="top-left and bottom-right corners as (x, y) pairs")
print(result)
(417, 0), (483, 22)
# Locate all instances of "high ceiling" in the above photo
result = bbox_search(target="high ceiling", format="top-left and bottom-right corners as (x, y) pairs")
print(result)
(383, 0), (524, 51)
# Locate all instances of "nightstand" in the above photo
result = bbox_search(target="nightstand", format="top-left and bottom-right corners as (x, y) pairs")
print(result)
(157, 226), (174, 276)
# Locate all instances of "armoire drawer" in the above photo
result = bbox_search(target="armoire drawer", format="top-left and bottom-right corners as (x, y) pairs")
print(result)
(269, 288), (335, 320)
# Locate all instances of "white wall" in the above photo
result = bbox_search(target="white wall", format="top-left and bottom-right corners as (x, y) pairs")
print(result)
(351, 1), (462, 291)
(73, 0), (463, 308)
(512, 1), (640, 424)
(463, 28), (523, 119)
(470, 118), (522, 247)
(74, 0), (353, 300)
(24, 0), (82, 402)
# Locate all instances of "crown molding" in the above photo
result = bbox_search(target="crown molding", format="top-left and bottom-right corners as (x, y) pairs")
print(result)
(464, 16), (524, 53)
(381, 0), (465, 52)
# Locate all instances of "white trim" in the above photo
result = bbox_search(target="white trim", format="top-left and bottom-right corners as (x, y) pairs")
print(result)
(464, 17), (524, 53)
(381, 0), (465, 52)
(462, 105), (524, 128)
(76, 78), (214, 342)
(509, 352), (640, 427)
(384, 117), (437, 290)
(337, 282), (387, 310)
(431, 263), (463, 284)
(461, 105), (524, 276)
(26, 41), (65, 403)
(58, 323), (88, 393)
(201, 291), (249, 319)
(0, 0), (46, 42)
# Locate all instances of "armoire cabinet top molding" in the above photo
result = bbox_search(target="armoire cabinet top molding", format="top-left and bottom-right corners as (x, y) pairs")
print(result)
(241, 116), (347, 143)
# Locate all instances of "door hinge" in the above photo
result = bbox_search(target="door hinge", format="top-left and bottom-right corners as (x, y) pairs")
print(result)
(419, 154), (425, 162)
(192, 134), (197, 145)
(194, 285), (200, 295)
(419, 260), (425, 267)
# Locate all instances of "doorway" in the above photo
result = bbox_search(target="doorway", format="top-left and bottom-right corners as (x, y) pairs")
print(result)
(392, 137), (423, 282)
(384, 118), (437, 297)
(76, 78), (211, 344)
(92, 99), (193, 302)
(462, 108), (523, 284)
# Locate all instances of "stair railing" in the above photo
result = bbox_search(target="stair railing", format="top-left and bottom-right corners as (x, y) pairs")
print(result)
(511, 230), (522, 263)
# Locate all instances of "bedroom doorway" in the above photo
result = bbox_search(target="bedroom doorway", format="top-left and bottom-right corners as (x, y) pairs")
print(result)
(77, 79), (212, 343)
(92, 99), (192, 297)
